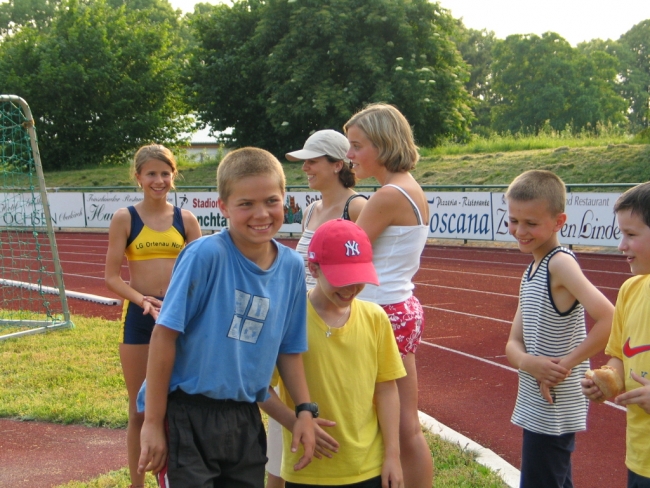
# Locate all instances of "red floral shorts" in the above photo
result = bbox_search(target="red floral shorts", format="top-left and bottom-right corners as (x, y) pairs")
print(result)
(381, 295), (424, 358)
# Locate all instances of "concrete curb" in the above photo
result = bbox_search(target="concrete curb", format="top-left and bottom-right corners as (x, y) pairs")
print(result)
(419, 411), (520, 488)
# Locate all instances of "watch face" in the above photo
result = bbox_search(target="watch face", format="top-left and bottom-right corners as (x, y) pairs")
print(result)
(296, 402), (319, 418)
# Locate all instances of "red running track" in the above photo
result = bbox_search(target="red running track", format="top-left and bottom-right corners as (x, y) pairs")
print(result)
(7, 232), (632, 486)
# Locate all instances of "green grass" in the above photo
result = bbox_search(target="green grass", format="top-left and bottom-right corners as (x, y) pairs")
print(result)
(53, 430), (508, 488)
(56, 468), (158, 488)
(43, 135), (650, 191)
(0, 314), (508, 487)
(413, 144), (650, 188)
(0, 315), (126, 427)
(423, 126), (633, 156)
(425, 429), (508, 488)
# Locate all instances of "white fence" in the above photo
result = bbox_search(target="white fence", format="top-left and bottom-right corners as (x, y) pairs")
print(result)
(0, 189), (623, 247)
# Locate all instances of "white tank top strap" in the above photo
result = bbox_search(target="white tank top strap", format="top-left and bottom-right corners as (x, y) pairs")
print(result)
(303, 201), (319, 227)
(383, 183), (423, 225)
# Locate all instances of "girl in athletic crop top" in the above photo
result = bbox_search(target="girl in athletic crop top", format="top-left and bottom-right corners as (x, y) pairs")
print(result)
(344, 104), (433, 488)
(105, 144), (201, 488)
(266, 130), (367, 488)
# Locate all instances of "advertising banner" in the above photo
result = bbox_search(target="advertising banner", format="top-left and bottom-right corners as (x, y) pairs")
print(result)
(491, 193), (516, 244)
(492, 192), (622, 247)
(175, 191), (225, 231)
(172, 191), (324, 233)
(49, 193), (85, 228)
(0, 192), (48, 227)
(562, 193), (621, 245)
(83, 192), (174, 228)
(426, 192), (493, 240)
(0, 189), (625, 247)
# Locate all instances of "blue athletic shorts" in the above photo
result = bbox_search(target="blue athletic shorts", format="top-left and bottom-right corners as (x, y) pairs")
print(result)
(629, 469), (650, 488)
(121, 297), (163, 345)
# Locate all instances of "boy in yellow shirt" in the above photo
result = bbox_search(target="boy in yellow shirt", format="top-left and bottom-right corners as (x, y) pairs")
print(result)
(582, 182), (650, 487)
(262, 219), (406, 488)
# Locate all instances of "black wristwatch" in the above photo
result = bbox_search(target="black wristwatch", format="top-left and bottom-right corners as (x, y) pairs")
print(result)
(295, 402), (319, 418)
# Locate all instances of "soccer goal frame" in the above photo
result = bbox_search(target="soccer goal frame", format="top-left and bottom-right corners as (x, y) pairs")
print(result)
(0, 95), (73, 341)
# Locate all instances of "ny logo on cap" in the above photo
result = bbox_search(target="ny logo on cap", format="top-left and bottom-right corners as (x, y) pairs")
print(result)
(345, 240), (360, 256)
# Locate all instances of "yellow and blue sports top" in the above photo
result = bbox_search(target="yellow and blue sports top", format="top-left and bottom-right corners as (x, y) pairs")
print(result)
(124, 206), (186, 261)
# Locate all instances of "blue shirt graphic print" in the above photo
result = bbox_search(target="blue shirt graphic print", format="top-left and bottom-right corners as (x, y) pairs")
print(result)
(229, 290), (270, 343)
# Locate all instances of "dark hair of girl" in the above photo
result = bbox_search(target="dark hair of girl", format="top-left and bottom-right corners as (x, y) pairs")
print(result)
(325, 155), (356, 188)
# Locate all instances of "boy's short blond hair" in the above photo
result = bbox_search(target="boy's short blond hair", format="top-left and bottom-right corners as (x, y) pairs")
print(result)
(344, 103), (419, 173)
(217, 147), (286, 202)
(132, 144), (178, 188)
(614, 181), (650, 228)
(505, 170), (566, 215)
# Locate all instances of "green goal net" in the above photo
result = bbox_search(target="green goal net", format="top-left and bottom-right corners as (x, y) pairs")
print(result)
(0, 95), (73, 340)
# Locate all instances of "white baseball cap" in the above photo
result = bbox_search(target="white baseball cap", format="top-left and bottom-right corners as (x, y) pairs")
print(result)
(286, 130), (350, 163)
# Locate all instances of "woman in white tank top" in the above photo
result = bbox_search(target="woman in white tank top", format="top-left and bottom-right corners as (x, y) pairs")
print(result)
(344, 104), (433, 488)
(265, 130), (367, 488)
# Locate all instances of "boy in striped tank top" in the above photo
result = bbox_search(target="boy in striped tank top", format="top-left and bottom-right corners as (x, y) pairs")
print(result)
(582, 182), (650, 487)
(504, 170), (614, 488)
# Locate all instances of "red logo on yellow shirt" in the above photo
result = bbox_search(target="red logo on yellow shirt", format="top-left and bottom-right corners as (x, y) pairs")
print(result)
(623, 338), (650, 358)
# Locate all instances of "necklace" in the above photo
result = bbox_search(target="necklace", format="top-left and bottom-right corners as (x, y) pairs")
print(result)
(325, 306), (350, 338)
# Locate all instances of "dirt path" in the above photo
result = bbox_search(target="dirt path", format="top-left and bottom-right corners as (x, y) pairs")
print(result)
(0, 419), (126, 487)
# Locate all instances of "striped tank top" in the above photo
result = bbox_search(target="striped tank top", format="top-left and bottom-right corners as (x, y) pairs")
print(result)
(511, 246), (589, 435)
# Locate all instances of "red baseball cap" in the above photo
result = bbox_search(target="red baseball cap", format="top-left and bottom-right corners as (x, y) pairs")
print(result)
(308, 219), (379, 287)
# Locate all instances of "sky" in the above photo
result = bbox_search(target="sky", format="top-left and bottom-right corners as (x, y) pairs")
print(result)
(169, 0), (650, 46)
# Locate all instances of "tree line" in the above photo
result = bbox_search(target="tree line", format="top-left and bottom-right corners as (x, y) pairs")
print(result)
(1, 0), (649, 170)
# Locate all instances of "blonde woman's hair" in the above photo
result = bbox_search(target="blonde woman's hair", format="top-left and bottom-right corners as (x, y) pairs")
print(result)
(132, 144), (178, 188)
(505, 170), (566, 215)
(217, 147), (285, 202)
(344, 103), (419, 172)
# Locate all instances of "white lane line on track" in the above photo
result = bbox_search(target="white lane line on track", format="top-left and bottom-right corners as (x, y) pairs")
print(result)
(7, 256), (109, 268)
(4, 264), (108, 280)
(421, 245), (623, 262)
(422, 305), (512, 323)
(421, 255), (527, 268)
(60, 259), (106, 266)
(421, 340), (627, 412)
(63, 272), (107, 280)
(418, 266), (522, 280)
(418, 283), (518, 299)
(415, 274), (620, 293)
(420, 255), (630, 277)
(422, 340), (516, 372)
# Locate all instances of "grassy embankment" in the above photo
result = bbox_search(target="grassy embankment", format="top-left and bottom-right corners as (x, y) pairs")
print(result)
(44, 133), (650, 189)
(0, 316), (507, 488)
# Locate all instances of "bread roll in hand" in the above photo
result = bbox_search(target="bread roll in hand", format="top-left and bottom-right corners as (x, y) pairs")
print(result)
(585, 365), (624, 402)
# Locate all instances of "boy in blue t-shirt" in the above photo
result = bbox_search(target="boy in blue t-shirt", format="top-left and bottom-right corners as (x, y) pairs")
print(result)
(137, 147), (316, 487)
